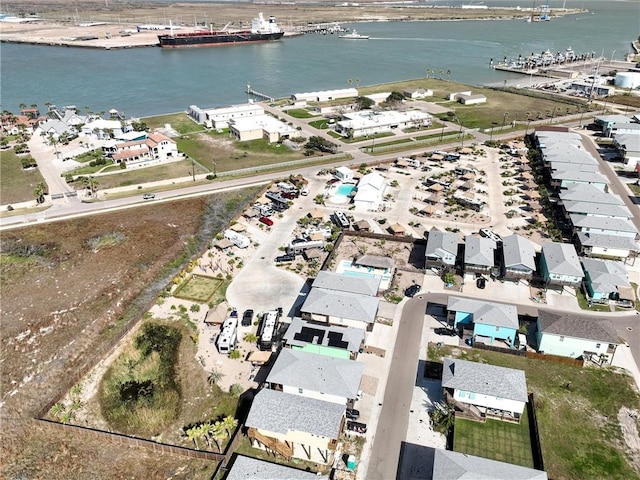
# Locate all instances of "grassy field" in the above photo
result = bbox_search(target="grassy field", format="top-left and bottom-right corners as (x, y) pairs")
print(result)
(359, 78), (584, 129)
(454, 413), (534, 468)
(1, 189), (259, 479)
(174, 274), (224, 303)
(286, 108), (316, 119)
(576, 288), (613, 312)
(429, 344), (640, 480)
(90, 159), (209, 190)
(0, 149), (46, 205)
(144, 112), (205, 135)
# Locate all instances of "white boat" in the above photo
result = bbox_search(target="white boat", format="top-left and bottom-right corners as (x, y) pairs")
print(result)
(339, 29), (370, 40)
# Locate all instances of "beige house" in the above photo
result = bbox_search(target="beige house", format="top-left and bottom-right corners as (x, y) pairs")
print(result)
(246, 389), (344, 464)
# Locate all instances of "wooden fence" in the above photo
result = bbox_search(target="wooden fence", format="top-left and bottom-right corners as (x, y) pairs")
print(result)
(472, 342), (584, 368)
(527, 393), (545, 472)
(34, 418), (227, 461)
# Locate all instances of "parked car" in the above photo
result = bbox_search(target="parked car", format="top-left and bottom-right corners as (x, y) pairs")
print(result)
(142, 193), (155, 200)
(259, 216), (274, 227)
(434, 327), (457, 337)
(405, 284), (421, 297)
(479, 228), (501, 243)
(346, 408), (360, 420)
(476, 277), (486, 289)
(300, 187), (309, 196)
(274, 254), (295, 264)
(346, 421), (367, 434)
(242, 309), (254, 327)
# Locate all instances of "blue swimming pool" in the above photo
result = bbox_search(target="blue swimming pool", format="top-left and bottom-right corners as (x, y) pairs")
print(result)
(336, 184), (356, 197)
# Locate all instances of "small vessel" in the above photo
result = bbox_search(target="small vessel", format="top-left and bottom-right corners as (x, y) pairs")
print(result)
(157, 13), (284, 48)
(339, 29), (370, 40)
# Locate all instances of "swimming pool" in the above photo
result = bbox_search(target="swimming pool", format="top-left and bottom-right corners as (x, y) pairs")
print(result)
(336, 184), (355, 197)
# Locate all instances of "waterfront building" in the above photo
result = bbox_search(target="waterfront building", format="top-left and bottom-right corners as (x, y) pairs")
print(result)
(334, 109), (431, 138)
(188, 102), (264, 129)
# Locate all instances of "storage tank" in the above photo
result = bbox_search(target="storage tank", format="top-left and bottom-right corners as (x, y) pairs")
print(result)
(615, 72), (640, 89)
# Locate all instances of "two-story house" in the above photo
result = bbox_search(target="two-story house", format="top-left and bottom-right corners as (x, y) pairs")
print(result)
(463, 235), (497, 276)
(536, 310), (620, 364)
(442, 357), (528, 423)
(425, 228), (458, 270)
(447, 297), (518, 348)
(501, 234), (537, 282)
(540, 241), (584, 288)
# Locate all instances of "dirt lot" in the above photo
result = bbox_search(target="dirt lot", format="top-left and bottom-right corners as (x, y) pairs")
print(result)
(0, 189), (258, 479)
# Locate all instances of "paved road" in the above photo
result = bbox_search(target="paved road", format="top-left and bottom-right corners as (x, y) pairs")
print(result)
(367, 295), (427, 480)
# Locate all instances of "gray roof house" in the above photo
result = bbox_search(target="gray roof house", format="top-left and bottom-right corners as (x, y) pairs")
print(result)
(550, 169), (608, 191)
(569, 214), (638, 239)
(442, 358), (528, 422)
(431, 449), (548, 480)
(282, 317), (365, 358)
(301, 287), (379, 329)
(535, 130), (582, 149)
(226, 455), (328, 480)
(245, 388), (344, 464)
(312, 270), (380, 296)
(501, 234), (537, 281)
(425, 229), (458, 268)
(540, 241), (584, 287)
(576, 232), (638, 260)
(581, 258), (633, 302)
(561, 201), (632, 220)
(447, 297), (519, 331)
(558, 183), (623, 205)
(397, 445), (548, 480)
(266, 348), (364, 403)
(463, 235), (496, 275)
(537, 310), (620, 363)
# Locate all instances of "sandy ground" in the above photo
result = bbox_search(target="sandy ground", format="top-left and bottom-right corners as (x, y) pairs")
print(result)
(0, 2), (581, 49)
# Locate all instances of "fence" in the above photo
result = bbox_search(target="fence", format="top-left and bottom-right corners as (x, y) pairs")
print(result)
(525, 350), (583, 367)
(215, 153), (349, 179)
(472, 342), (584, 367)
(527, 393), (545, 472)
(362, 133), (466, 154)
(34, 418), (227, 461)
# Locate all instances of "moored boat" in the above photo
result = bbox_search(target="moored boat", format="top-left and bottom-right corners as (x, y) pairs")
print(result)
(157, 13), (284, 48)
(338, 29), (370, 40)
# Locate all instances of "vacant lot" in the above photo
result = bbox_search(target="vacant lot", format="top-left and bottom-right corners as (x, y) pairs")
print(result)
(0, 148), (46, 205)
(429, 344), (640, 480)
(1, 187), (260, 479)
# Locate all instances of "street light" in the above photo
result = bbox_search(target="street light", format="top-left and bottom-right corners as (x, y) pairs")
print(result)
(502, 112), (510, 132)
(440, 122), (445, 142)
(525, 115), (532, 135)
(213, 160), (217, 179)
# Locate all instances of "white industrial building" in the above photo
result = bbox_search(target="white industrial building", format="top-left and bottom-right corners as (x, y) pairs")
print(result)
(188, 102), (264, 129)
(290, 88), (358, 104)
(229, 114), (297, 143)
(334, 109), (432, 138)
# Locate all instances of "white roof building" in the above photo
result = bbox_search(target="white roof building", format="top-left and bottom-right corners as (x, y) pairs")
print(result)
(335, 109), (432, 138)
(229, 114), (297, 143)
(290, 88), (358, 103)
(353, 172), (386, 211)
(188, 102), (264, 128)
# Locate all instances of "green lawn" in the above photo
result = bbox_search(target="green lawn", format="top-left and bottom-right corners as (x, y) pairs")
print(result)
(285, 108), (315, 119)
(0, 149), (46, 205)
(309, 119), (331, 130)
(90, 159), (209, 191)
(454, 413), (534, 468)
(173, 274), (223, 303)
(429, 345), (640, 480)
(576, 288), (612, 312)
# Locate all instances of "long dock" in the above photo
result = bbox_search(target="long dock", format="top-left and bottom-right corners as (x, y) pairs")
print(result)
(246, 84), (274, 103)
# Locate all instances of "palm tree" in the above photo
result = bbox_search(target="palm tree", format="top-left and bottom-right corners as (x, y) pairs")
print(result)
(34, 182), (47, 204)
(446, 69), (451, 80)
(243, 332), (258, 343)
(185, 425), (200, 449)
(347, 78), (353, 88)
(207, 369), (224, 386)
(210, 421), (226, 452)
(355, 78), (360, 88)
(50, 402), (65, 419)
(221, 415), (238, 438)
(199, 422), (213, 449)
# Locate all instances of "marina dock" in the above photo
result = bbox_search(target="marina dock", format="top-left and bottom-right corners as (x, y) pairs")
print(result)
(246, 85), (274, 103)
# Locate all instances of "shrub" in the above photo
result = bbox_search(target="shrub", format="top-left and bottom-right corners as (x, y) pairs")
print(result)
(229, 349), (241, 360)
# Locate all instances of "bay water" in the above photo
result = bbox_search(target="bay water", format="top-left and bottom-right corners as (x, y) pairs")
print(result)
(0, 0), (637, 117)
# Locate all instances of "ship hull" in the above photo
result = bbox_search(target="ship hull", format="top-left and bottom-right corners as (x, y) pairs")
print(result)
(158, 31), (284, 48)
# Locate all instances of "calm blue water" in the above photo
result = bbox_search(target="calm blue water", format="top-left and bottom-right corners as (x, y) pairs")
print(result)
(1, 0), (637, 117)
(336, 184), (356, 197)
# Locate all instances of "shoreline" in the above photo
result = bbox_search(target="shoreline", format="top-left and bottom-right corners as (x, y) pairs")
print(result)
(0, 7), (583, 50)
